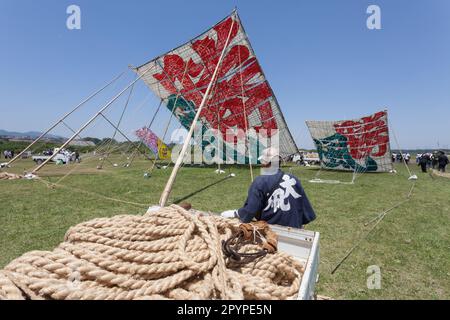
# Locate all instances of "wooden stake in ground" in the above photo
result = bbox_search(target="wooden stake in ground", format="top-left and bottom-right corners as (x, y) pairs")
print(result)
(159, 17), (236, 207)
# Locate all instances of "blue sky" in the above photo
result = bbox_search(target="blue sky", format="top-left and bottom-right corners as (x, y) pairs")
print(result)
(1, 0), (449, 149)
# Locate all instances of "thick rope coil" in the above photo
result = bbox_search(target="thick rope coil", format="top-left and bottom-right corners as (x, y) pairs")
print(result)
(222, 220), (279, 264)
(0, 205), (304, 300)
(0, 271), (25, 299)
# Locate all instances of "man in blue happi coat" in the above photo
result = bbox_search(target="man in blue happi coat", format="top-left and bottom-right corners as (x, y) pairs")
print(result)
(221, 147), (316, 228)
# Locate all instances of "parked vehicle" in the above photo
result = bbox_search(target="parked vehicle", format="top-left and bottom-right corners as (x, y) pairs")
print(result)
(292, 152), (320, 166)
(43, 149), (54, 156)
(32, 148), (75, 165)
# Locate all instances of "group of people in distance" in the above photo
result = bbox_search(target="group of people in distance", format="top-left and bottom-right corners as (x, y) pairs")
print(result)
(391, 152), (411, 164)
(2, 150), (15, 159)
(391, 151), (449, 173)
(416, 151), (449, 173)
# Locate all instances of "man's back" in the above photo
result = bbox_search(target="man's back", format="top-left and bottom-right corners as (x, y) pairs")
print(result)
(237, 170), (316, 228)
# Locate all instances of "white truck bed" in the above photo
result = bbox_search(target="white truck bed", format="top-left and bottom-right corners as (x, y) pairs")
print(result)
(270, 225), (320, 300)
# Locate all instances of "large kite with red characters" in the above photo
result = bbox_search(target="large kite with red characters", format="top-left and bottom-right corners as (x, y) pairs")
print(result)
(134, 10), (297, 160)
(306, 111), (393, 172)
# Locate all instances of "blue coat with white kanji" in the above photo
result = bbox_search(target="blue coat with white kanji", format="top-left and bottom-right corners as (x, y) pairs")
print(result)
(237, 170), (316, 228)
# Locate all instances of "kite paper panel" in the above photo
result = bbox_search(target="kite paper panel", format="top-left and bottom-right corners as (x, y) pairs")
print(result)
(135, 127), (159, 155)
(305, 111), (393, 172)
(135, 127), (170, 160)
(134, 11), (297, 161)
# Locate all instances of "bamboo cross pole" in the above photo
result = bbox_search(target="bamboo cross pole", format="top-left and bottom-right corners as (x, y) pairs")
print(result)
(159, 17), (236, 207)
(31, 68), (152, 174)
(6, 71), (124, 167)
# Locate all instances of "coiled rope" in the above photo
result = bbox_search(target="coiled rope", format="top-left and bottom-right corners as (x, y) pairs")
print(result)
(0, 205), (304, 300)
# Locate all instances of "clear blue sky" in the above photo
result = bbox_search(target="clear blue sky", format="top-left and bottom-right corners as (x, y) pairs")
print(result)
(1, 0), (449, 149)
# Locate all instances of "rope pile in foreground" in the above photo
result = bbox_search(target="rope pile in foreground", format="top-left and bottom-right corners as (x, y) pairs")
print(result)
(0, 172), (22, 180)
(0, 205), (304, 300)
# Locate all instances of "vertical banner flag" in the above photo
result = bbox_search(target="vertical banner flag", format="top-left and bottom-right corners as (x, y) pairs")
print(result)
(135, 127), (171, 160)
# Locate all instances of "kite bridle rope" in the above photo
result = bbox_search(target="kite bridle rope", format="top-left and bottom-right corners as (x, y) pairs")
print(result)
(35, 175), (149, 208)
(331, 180), (416, 274)
(127, 99), (164, 168)
(207, 59), (228, 174)
(351, 146), (374, 183)
(312, 139), (354, 184)
(51, 142), (128, 186)
(161, 62), (191, 141)
(144, 59), (191, 174)
(390, 125), (414, 178)
(97, 76), (137, 169)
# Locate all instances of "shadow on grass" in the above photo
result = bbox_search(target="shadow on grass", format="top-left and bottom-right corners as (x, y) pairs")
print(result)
(172, 175), (232, 204)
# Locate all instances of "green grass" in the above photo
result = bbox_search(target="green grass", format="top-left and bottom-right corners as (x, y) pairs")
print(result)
(0, 156), (449, 299)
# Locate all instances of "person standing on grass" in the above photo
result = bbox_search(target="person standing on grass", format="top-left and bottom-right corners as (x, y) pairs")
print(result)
(437, 152), (449, 172)
(220, 147), (316, 229)
(405, 153), (411, 164)
(427, 153), (433, 168)
(431, 152), (438, 169)
(419, 153), (429, 173)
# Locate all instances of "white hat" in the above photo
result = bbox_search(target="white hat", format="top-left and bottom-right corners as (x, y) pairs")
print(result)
(258, 147), (279, 165)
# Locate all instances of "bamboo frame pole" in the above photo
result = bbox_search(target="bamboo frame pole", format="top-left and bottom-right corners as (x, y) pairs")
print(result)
(159, 17), (236, 207)
(237, 42), (254, 181)
(98, 113), (152, 160)
(31, 68), (152, 173)
(5, 71), (124, 167)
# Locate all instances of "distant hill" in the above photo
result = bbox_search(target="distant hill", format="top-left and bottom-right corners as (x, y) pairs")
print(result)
(0, 129), (66, 140)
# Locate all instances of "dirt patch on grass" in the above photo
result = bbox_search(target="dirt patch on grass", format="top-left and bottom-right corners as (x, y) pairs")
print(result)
(431, 169), (450, 179)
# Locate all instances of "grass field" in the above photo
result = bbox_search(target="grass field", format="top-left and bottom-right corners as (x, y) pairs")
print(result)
(0, 155), (449, 299)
